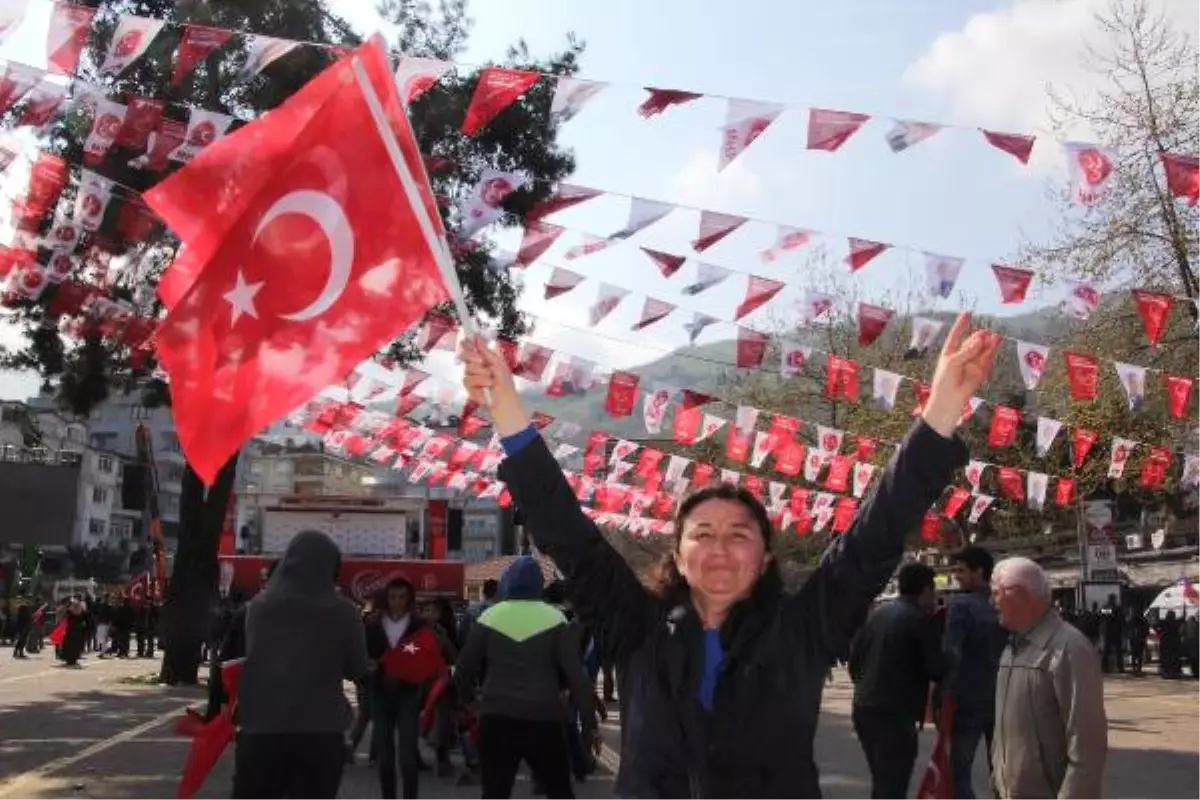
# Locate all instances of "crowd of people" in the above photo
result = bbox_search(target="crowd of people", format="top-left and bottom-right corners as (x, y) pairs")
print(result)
(2, 592), (162, 665)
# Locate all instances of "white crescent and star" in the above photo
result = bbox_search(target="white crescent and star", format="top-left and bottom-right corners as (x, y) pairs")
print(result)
(223, 189), (355, 326)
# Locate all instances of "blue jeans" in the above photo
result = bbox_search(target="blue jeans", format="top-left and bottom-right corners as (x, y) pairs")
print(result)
(950, 709), (994, 799)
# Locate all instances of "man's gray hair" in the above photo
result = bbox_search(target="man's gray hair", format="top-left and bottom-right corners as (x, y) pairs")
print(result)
(993, 556), (1051, 601)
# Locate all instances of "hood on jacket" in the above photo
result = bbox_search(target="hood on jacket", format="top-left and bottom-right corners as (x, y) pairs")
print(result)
(499, 556), (544, 601)
(270, 530), (342, 596)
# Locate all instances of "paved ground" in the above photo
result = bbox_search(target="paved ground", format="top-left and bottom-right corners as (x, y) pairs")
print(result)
(0, 651), (1195, 798)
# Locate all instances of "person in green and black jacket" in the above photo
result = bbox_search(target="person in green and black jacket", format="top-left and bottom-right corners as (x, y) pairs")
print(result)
(454, 556), (597, 799)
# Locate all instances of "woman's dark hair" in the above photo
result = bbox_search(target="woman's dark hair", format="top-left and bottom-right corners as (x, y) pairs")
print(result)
(649, 482), (782, 603)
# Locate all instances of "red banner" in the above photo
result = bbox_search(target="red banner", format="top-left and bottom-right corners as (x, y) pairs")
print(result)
(1166, 375), (1194, 419)
(427, 500), (448, 560)
(1072, 428), (1098, 469)
(218, 555), (465, 602)
(1064, 352), (1099, 401)
(988, 406), (1020, 447)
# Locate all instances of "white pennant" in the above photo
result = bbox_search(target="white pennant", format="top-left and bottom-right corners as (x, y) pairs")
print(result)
(802, 290), (835, 324)
(734, 405), (760, 438)
(886, 120), (941, 152)
(804, 449), (827, 482)
(610, 439), (638, 464)
(100, 15), (165, 75)
(458, 169), (526, 237)
(238, 35), (300, 82)
(1064, 141), (1117, 206)
(393, 56), (452, 104)
(642, 384), (675, 434)
(719, 98), (783, 170)
(168, 108), (233, 162)
(551, 76), (607, 121)
(1016, 341), (1050, 390)
(683, 312), (718, 344)
(551, 443), (579, 461)
(1027, 471), (1048, 511)
(965, 460), (988, 492)
(1035, 417), (1063, 457)
(816, 425), (844, 454)
(907, 316), (944, 357)
(82, 99), (126, 163)
(1181, 455), (1200, 489)
(780, 340), (812, 378)
(1062, 279), (1101, 321)
(720, 468), (740, 486)
(968, 494), (994, 523)
(698, 414), (726, 442)
(614, 197), (673, 238)
(750, 431), (775, 468)
(73, 170), (114, 232)
(760, 225), (812, 262)
(1108, 438), (1135, 479)
(853, 463), (876, 498)
(924, 253), (964, 298)
(588, 283), (629, 326)
(680, 262), (731, 296)
(1114, 362), (1147, 411)
(664, 455), (691, 485)
(873, 369), (902, 411)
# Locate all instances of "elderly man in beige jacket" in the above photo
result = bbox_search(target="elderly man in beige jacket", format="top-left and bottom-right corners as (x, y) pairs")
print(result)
(991, 557), (1107, 798)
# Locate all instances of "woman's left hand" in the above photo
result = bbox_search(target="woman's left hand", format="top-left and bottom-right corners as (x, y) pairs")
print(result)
(924, 313), (1002, 437)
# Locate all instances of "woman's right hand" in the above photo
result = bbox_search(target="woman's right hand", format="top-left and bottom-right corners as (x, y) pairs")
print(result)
(460, 334), (530, 436)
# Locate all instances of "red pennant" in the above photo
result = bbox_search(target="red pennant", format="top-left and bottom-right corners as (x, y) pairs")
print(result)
(1063, 352), (1099, 401)
(512, 344), (553, 382)
(912, 382), (932, 417)
(846, 238), (889, 272)
(1166, 375), (1194, 419)
(171, 25), (234, 87)
(1130, 289), (1174, 345)
(584, 431), (608, 475)
(514, 221), (563, 266)
(12, 152), (67, 230)
(742, 475), (765, 501)
(825, 456), (852, 492)
(991, 264), (1034, 304)
(693, 211), (747, 252)
(417, 313), (459, 352)
(631, 297), (675, 331)
(1056, 477), (1075, 507)
(857, 303), (894, 346)
(637, 88), (702, 118)
(725, 425), (751, 463)
(641, 247), (687, 278)
(681, 389), (714, 410)
(692, 463), (714, 488)
(920, 512), (942, 542)
(944, 487), (970, 518)
(774, 440), (804, 476)
(854, 436), (877, 462)
(735, 275), (784, 320)
(47, 4), (97, 76)
(1139, 447), (1171, 490)
(1161, 153), (1199, 206)
(807, 108), (870, 151)
(526, 184), (601, 222)
(832, 497), (858, 534)
(1072, 428), (1098, 469)
(982, 130), (1036, 164)
(635, 448), (664, 478)
(790, 488), (809, 516)
(15, 82), (66, 129)
(673, 407), (701, 445)
(605, 371), (641, 417)
(825, 355), (859, 401)
(736, 327), (768, 369)
(988, 406), (1021, 448)
(462, 68), (540, 135)
(997, 467), (1024, 501)
(116, 97), (164, 150)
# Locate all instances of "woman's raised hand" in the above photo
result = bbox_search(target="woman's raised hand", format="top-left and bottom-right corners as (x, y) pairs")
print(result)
(459, 334), (530, 436)
(924, 313), (1002, 437)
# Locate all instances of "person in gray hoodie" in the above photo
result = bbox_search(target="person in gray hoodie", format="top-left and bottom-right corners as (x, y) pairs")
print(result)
(455, 556), (597, 799)
(233, 530), (369, 799)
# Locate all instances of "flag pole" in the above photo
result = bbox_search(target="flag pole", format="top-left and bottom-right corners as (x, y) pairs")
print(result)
(350, 48), (492, 405)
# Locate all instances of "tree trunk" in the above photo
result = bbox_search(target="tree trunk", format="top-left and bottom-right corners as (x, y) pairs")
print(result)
(159, 454), (238, 686)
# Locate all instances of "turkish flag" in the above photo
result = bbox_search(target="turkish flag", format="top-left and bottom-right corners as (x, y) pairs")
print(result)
(147, 40), (450, 484)
(462, 67), (540, 135)
(1063, 352), (1099, 401)
(916, 696), (955, 799)
(381, 626), (446, 685)
(1131, 289), (1174, 346)
(605, 371), (640, 418)
(1166, 375), (1194, 419)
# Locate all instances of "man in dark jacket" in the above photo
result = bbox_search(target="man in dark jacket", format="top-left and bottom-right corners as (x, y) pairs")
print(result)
(849, 562), (944, 799)
(941, 545), (1007, 798)
(455, 556), (597, 799)
(233, 531), (369, 799)
(11, 599), (32, 659)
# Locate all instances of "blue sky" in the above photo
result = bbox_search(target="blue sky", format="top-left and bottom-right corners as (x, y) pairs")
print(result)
(0, 0), (1194, 399)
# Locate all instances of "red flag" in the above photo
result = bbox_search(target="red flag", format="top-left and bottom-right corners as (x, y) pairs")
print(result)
(1139, 447), (1171, 490)
(825, 456), (852, 492)
(854, 436), (877, 462)
(997, 466), (1024, 501)
(46, 4), (96, 76)
(171, 25), (234, 87)
(47, 619), (67, 647)
(116, 97), (164, 150)
(825, 355), (859, 401)
(982, 130), (1035, 164)
(514, 221), (562, 266)
(1166, 374), (1194, 419)
(637, 88), (702, 118)
(920, 512), (941, 542)
(1063, 352), (1099, 401)
(462, 67), (540, 135)
(641, 246), (687, 278)
(1161, 153), (1199, 206)
(605, 371), (640, 417)
(1072, 429), (1098, 469)
(1056, 477), (1075, 507)
(832, 497), (858, 533)
(991, 264), (1033, 304)
(736, 327), (768, 369)
(146, 41), (450, 484)
(857, 303), (894, 346)
(15, 81), (66, 129)
(988, 406), (1021, 448)
(944, 487), (970, 518)
(725, 423), (751, 463)
(916, 696), (955, 799)
(1131, 289), (1174, 345)
(631, 297), (675, 331)
(511, 343), (552, 382)
(0, 63), (38, 114)
(807, 108), (869, 151)
(693, 211), (746, 252)
(775, 440), (804, 476)
(735, 275), (783, 320)
(380, 626), (445, 684)
(846, 238), (889, 272)
(911, 382), (932, 417)
(525, 184), (601, 222)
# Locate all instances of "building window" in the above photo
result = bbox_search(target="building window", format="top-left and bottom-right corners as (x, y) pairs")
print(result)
(249, 461), (263, 475)
(97, 455), (114, 473)
(88, 518), (106, 536)
(108, 520), (130, 538)
(130, 406), (152, 421)
(91, 486), (108, 504)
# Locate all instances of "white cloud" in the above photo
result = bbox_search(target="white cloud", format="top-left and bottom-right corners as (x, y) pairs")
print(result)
(903, 0), (1198, 144)
(668, 149), (763, 209)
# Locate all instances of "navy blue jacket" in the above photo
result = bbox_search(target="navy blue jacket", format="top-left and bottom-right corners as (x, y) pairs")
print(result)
(498, 419), (966, 798)
(941, 588), (1006, 719)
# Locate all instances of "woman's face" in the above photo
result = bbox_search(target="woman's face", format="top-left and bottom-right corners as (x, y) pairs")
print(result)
(676, 498), (769, 606)
(386, 586), (411, 617)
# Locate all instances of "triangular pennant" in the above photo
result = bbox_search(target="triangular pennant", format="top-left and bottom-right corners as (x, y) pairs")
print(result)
(1027, 472), (1048, 511)
(100, 15), (165, 76)
(458, 169), (526, 237)
(1015, 341), (1050, 390)
(846, 238), (889, 271)
(642, 384), (675, 434)
(965, 460), (989, 492)
(392, 56), (452, 104)
(514, 221), (563, 266)
(734, 275), (784, 320)
(462, 67), (540, 135)
(170, 24), (234, 87)
(981, 129), (1036, 164)
(760, 225), (812, 262)
(991, 264), (1034, 304)
(632, 297), (676, 331)
(1114, 362), (1147, 411)
(1072, 428), (1098, 469)
(637, 88), (703, 118)
(614, 197), (673, 239)
(681, 313), (718, 345)
(780, 341), (812, 378)
(1160, 153), (1199, 207)
(1035, 417), (1063, 457)
(525, 184), (601, 222)
(550, 76), (607, 121)
(641, 247), (687, 278)
(807, 108), (870, 151)
(46, 4), (97, 76)
(1062, 279), (1101, 321)
(680, 262), (731, 296)
(0, 62), (40, 114)
(544, 267), (584, 300)
(564, 232), (613, 260)
(589, 283), (630, 326)
(925, 253), (964, 298)
(872, 369), (902, 411)
(1165, 375), (1195, 419)
(968, 494), (994, 524)
(0, 1), (28, 44)
(697, 414), (726, 442)
(1108, 438), (1135, 479)
(1063, 352), (1099, 401)
(886, 120), (941, 153)
(692, 211), (747, 252)
(238, 35), (301, 83)
(1130, 289), (1174, 346)
(73, 171), (114, 232)
(801, 291), (835, 324)
(719, 99), (783, 170)
(1181, 455), (1200, 490)
(736, 327), (769, 368)
(82, 100), (126, 166)
(1064, 142), (1116, 206)
(852, 463), (876, 499)
(167, 107), (233, 163)
(857, 303), (894, 346)
(906, 316), (944, 359)
(15, 80), (67, 129)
